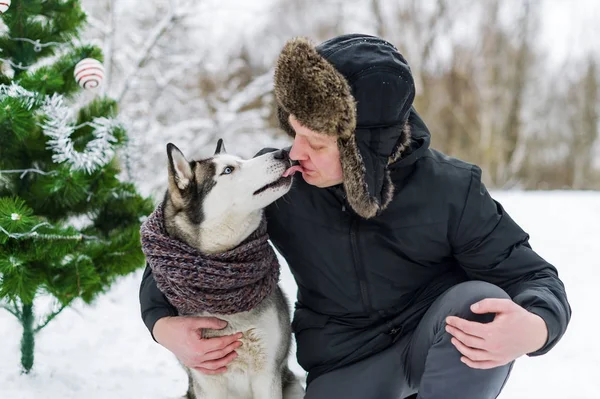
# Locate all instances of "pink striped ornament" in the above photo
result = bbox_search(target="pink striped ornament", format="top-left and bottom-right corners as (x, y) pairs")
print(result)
(74, 58), (104, 90)
(0, 0), (10, 14)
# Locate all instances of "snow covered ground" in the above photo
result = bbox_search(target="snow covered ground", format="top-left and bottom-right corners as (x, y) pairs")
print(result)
(0, 191), (598, 398)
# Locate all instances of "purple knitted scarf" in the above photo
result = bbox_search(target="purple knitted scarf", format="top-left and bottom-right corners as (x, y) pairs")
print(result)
(140, 204), (280, 315)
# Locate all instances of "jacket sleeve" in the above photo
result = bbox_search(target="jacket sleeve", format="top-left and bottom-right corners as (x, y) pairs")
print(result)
(450, 166), (571, 356)
(139, 264), (178, 341)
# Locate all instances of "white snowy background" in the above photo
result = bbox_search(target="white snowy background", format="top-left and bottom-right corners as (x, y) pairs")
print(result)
(1, 0), (600, 397)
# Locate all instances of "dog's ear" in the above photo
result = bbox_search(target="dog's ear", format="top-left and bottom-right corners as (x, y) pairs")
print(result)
(167, 143), (193, 190)
(214, 138), (226, 155)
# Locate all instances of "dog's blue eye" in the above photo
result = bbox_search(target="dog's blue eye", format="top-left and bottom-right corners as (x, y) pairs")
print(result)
(223, 166), (234, 175)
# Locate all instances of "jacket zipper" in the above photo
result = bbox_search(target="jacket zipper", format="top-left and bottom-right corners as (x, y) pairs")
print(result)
(350, 218), (372, 313)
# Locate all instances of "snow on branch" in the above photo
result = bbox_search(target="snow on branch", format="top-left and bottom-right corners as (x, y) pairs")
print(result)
(227, 70), (275, 113)
(114, 0), (193, 103)
(85, 14), (110, 36)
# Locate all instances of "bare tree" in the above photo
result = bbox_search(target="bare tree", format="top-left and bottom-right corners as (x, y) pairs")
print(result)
(370, 0), (386, 39)
(501, 0), (539, 187)
(471, 0), (540, 187)
(567, 58), (599, 189)
(388, 0), (462, 92)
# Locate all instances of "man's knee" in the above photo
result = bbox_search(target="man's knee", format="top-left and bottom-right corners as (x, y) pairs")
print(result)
(441, 281), (510, 322)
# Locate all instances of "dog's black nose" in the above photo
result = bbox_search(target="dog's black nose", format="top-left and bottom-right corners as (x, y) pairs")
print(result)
(273, 149), (289, 161)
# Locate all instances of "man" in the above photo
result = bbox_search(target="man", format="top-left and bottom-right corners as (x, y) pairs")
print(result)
(139, 34), (571, 398)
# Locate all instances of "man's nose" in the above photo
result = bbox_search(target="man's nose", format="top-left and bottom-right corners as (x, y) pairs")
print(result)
(289, 142), (307, 161)
(273, 149), (289, 161)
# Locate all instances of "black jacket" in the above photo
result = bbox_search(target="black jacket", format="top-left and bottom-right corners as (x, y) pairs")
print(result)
(140, 35), (571, 384)
(140, 112), (570, 380)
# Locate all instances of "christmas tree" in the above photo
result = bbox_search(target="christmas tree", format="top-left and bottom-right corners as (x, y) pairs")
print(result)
(0, 0), (154, 373)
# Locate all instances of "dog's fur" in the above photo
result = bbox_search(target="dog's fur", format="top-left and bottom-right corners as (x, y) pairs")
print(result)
(163, 141), (304, 399)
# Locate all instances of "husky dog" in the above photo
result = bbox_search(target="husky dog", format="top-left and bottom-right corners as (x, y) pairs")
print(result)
(162, 140), (304, 399)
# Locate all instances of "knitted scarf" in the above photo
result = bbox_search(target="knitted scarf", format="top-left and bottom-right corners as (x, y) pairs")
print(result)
(140, 204), (280, 315)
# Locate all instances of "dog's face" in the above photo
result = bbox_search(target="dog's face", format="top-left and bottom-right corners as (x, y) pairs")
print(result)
(165, 140), (293, 228)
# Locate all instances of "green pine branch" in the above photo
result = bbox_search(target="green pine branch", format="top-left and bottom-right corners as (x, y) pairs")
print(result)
(0, 0), (87, 76)
(0, 302), (21, 319)
(34, 303), (68, 334)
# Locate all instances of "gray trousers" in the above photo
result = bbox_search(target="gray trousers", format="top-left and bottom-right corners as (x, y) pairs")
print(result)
(304, 281), (514, 399)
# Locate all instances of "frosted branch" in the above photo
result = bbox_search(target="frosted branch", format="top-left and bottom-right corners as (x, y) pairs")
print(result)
(86, 15), (110, 36)
(0, 83), (40, 109)
(115, 3), (184, 103)
(101, 0), (117, 96)
(109, 188), (138, 199)
(227, 70), (274, 113)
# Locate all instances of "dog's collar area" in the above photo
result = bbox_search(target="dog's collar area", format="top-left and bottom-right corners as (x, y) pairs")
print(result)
(141, 205), (280, 315)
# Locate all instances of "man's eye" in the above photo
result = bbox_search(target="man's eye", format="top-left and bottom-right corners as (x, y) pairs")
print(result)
(222, 166), (234, 175)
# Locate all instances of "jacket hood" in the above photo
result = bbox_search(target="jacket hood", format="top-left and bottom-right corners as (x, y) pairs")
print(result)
(274, 34), (418, 218)
(390, 108), (431, 169)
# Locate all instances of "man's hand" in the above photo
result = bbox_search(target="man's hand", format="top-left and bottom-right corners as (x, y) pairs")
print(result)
(445, 298), (548, 369)
(153, 316), (243, 375)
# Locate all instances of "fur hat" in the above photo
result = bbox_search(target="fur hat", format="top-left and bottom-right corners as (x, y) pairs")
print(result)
(274, 35), (415, 219)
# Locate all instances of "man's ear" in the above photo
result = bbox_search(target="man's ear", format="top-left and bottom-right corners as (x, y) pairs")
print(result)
(167, 143), (193, 190)
(214, 138), (226, 155)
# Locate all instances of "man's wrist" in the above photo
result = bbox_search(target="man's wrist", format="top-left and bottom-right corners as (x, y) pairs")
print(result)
(528, 312), (549, 353)
(152, 316), (174, 344)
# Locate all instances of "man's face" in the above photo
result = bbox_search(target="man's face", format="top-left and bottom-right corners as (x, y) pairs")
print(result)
(288, 115), (344, 188)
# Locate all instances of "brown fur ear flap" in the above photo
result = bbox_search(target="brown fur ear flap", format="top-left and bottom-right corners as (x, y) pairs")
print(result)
(338, 121), (410, 219)
(388, 120), (412, 165)
(276, 105), (295, 138)
(339, 136), (395, 219)
(274, 37), (356, 139)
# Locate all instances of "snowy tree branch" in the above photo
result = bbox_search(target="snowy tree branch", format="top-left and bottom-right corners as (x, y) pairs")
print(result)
(227, 70), (274, 113)
(86, 15), (110, 36)
(101, 0), (117, 96)
(114, 3), (186, 103)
